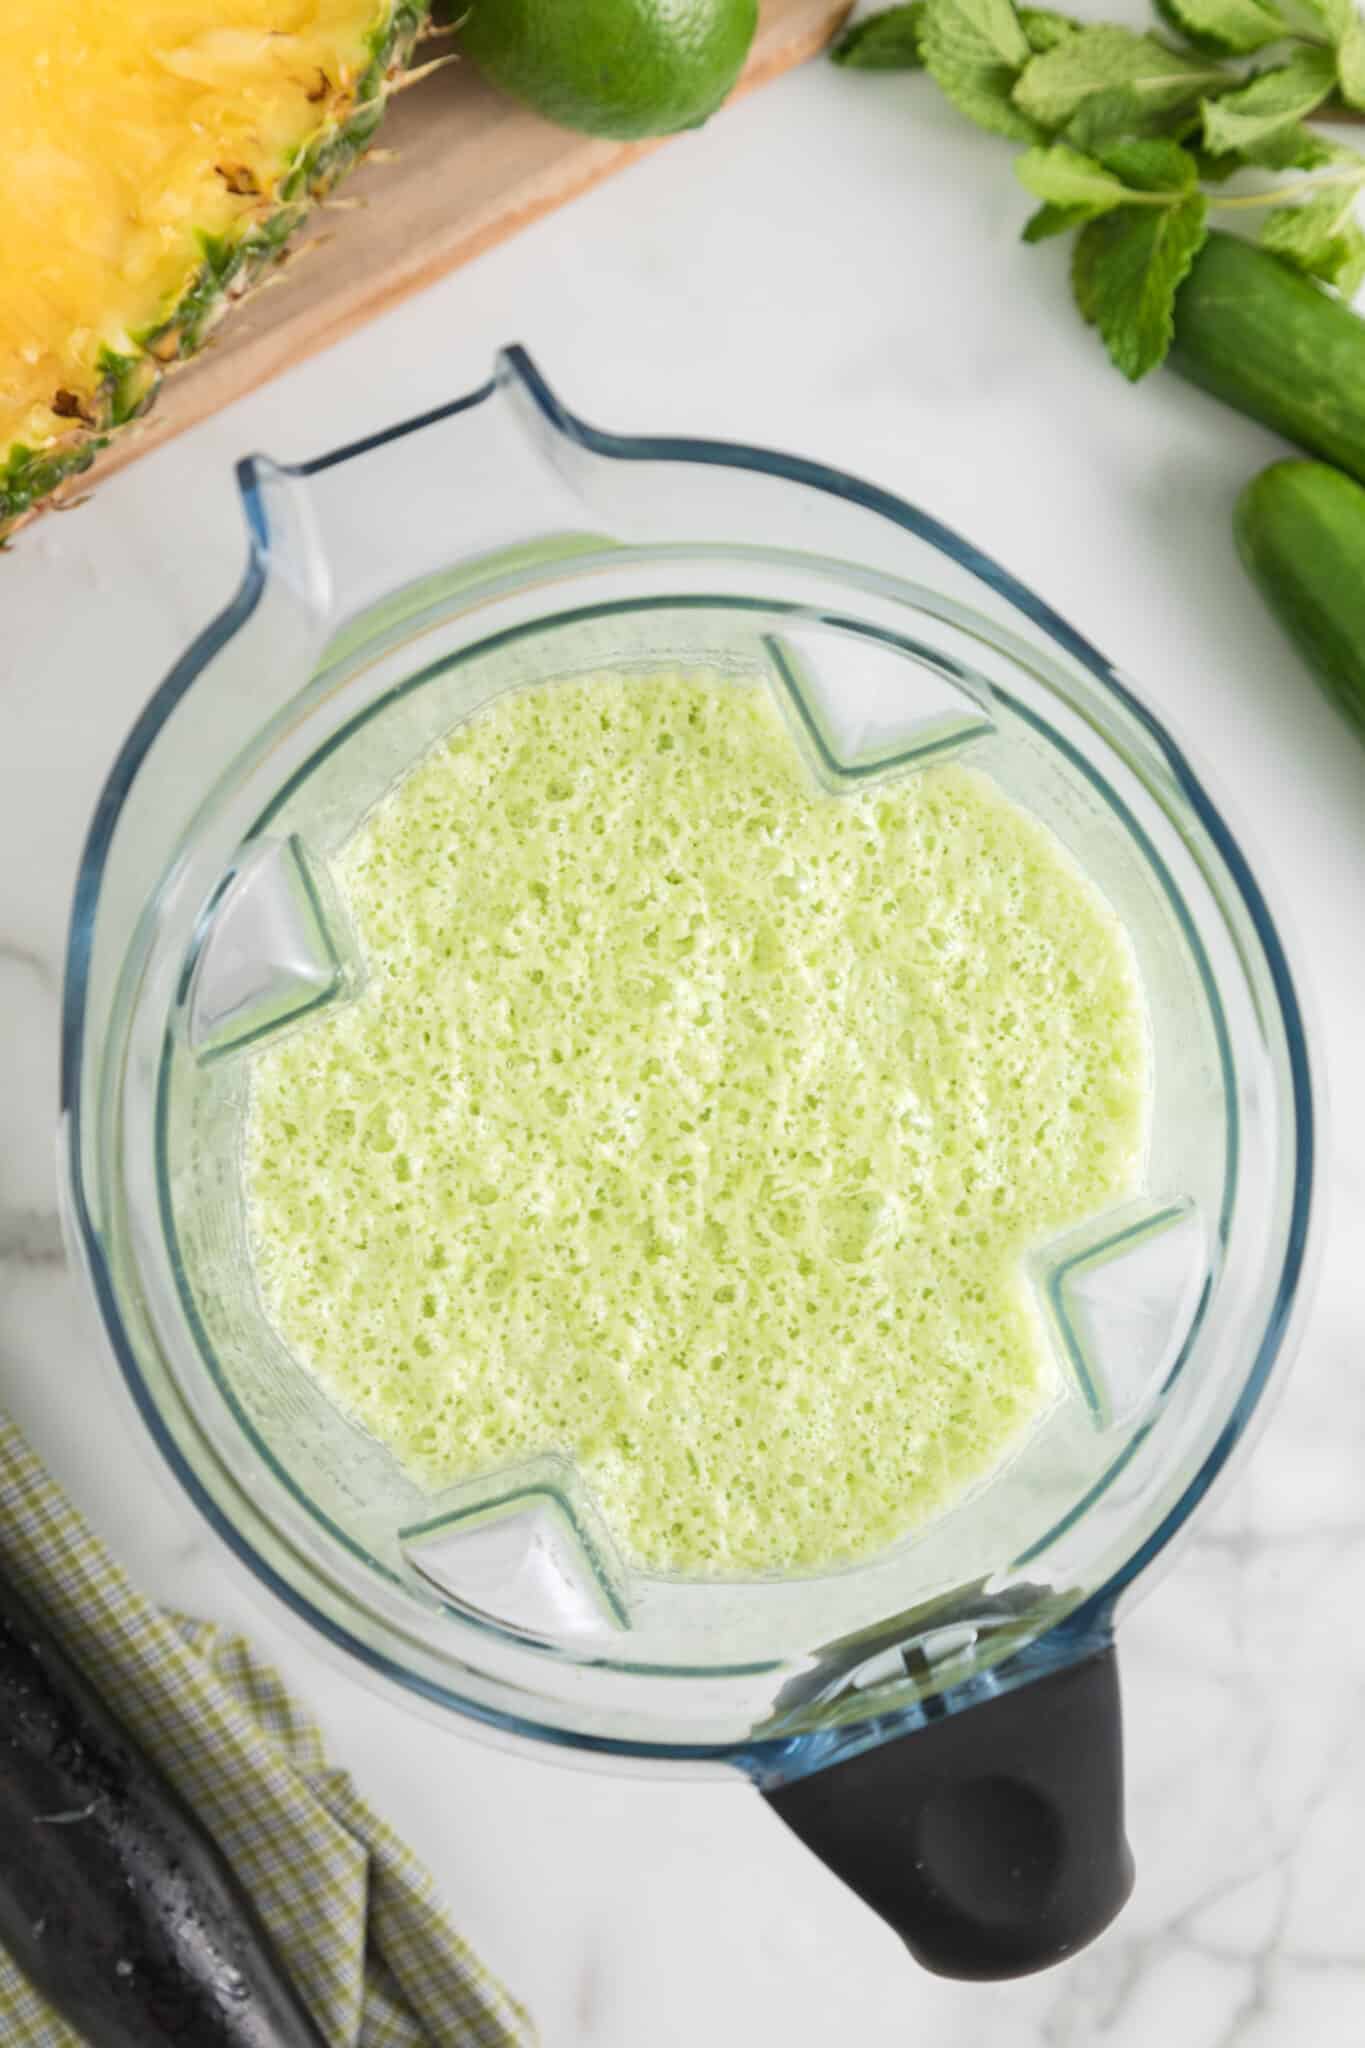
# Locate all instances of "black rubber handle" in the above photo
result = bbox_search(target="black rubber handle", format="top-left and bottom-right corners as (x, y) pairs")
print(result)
(764, 1644), (1133, 1980)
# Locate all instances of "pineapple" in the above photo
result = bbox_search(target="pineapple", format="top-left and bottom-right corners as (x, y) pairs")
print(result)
(1, 2), (426, 541)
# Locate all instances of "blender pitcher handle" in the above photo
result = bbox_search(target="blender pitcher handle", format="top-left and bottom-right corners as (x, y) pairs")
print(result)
(763, 1642), (1133, 1980)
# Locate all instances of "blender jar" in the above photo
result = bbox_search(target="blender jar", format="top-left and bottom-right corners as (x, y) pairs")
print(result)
(61, 349), (1315, 1978)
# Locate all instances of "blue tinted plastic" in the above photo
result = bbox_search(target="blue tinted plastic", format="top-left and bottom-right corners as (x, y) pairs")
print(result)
(60, 350), (1314, 1776)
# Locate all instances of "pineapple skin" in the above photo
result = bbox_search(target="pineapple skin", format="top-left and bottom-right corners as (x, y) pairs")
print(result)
(0, 2), (427, 543)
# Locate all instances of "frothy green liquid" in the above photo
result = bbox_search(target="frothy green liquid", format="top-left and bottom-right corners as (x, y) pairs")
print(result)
(247, 672), (1149, 1573)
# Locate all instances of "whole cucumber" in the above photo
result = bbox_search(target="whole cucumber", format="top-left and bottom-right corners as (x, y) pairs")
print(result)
(0, 1572), (328, 2048)
(1171, 232), (1365, 488)
(1235, 459), (1365, 742)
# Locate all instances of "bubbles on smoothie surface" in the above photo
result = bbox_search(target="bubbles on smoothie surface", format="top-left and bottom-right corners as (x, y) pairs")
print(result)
(245, 670), (1150, 1574)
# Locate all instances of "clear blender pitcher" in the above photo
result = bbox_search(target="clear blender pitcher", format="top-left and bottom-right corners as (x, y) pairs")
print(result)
(61, 349), (1316, 1979)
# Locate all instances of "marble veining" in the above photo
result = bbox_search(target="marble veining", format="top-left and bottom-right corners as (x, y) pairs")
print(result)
(0, 1209), (63, 1267)
(1, 6), (1362, 2039)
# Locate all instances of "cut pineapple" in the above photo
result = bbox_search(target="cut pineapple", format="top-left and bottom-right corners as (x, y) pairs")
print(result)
(1, 1), (425, 539)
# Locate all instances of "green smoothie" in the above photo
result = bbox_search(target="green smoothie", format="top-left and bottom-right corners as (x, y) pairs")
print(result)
(246, 671), (1149, 1574)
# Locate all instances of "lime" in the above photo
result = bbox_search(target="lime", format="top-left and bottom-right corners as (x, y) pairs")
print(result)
(457, 0), (759, 141)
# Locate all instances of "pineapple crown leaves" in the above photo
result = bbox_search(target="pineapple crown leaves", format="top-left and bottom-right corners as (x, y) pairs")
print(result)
(834, 0), (1365, 377)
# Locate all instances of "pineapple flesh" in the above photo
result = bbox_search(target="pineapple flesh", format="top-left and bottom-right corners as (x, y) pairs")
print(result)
(2, 2), (424, 538)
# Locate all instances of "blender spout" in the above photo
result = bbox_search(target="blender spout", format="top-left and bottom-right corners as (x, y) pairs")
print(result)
(232, 349), (618, 636)
(234, 453), (335, 621)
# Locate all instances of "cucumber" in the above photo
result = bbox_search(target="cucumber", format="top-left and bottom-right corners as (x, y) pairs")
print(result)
(1171, 232), (1365, 487)
(0, 1570), (328, 2048)
(1235, 459), (1365, 742)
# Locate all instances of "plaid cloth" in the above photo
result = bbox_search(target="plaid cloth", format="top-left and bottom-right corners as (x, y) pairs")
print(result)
(0, 1412), (535, 2048)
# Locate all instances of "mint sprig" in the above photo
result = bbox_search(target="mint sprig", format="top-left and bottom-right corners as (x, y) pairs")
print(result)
(834, 0), (1365, 379)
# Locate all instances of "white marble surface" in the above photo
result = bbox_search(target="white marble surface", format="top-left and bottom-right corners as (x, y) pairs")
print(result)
(3, 19), (1365, 2046)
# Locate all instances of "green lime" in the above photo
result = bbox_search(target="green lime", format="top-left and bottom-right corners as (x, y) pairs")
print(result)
(457, 0), (759, 141)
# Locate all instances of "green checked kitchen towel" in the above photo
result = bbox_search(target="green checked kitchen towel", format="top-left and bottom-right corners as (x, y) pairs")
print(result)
(0, 1411), (536, 2048)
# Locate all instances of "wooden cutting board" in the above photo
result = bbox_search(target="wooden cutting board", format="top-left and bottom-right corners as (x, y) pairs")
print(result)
(88, 0), (851, 490)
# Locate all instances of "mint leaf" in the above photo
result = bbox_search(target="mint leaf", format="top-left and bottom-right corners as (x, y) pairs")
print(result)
(1335, 8), (1365, 112)
(1200, 48), (1338, 153)
(1023, 200), (1100, 238)
(1017, 138), (1196, 211)
(1152, 0), (1288, 56)
(1019, 7), (1081, 52)
(1064, 84), (1147, 146)
(1296, 0), (1361, 38)
(1064, 82), (1202, 146)
(1189, 143), (1253, 178)
(1097, 137), (1202, 187)
(1013, 26), (1227, 128)
(1017, 138), (1200, 241)
(1015, 140), (1141, 208)
(919, 0), (1043, 139)
(833, 5), (925, 69)
(1236, 121), (1351, 168)
(1072, 191), (1209, 377)
(930, 0), (1032, 66)
(1316, 0), (1358, 27)
(1261, 185), (1365, 293)
(1268, 3), (1365, 118)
